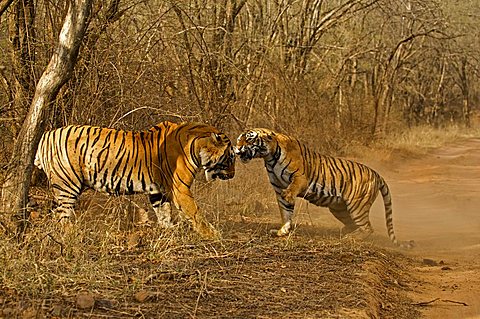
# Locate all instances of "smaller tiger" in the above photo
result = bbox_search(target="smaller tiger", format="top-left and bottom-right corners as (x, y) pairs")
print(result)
(34, 121), (236, 239)
(235, 128), (413, 248)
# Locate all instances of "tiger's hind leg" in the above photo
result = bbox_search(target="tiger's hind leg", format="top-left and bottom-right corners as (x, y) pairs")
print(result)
(328, 201), (358, 236)
(344, 203), (374, 240)
(150, 193), (174, 228)
(51, 183), (81, 223)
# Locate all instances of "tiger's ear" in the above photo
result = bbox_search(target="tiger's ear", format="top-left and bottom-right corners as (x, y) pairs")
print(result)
(265, 132), (275, 141)
(211, 132), (224, 146)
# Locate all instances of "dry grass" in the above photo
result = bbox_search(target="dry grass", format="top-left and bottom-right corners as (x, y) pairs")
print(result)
(344, 124), (480, 165)
(383, 125), (480, 152)
(0, 164), (420, 318)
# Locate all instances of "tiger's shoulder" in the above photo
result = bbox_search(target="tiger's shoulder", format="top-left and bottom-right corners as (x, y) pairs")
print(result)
(273, 132), (303, 155)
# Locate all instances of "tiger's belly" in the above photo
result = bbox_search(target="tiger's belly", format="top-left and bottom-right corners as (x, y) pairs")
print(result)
(92, 179), (161, 195)
(88, 180), (160, 196)
(302, 184), (345, 208)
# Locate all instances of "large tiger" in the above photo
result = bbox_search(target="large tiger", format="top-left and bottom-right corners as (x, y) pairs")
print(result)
(34, 121), (236, 239)
(235, 128), (413, 248)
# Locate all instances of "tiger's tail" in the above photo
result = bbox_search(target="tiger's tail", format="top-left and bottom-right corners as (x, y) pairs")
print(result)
(379, 177), (414, 249)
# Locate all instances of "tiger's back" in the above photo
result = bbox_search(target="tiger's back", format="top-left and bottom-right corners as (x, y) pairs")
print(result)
(301, 154), (384, 206)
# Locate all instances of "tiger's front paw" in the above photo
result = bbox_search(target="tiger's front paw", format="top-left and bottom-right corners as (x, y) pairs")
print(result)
(269, 221), (291, 237)
(200, 227), (221, 241)
(196, 221), (221, 241)
(269, 228), (288, 237)
(281, 189), (295, 204)
(344, 227), (372, 241)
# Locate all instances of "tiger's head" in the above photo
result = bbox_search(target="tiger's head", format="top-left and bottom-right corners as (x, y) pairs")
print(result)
(199, 132), (236, 181)
(235, 129), (276, 163)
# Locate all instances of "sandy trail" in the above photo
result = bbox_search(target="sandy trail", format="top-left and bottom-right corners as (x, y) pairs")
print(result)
(368, 138), (480, 319)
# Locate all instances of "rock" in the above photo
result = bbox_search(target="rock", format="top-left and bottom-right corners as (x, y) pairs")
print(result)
(422, 258), (438, 266)
(76, 292), (95, 309)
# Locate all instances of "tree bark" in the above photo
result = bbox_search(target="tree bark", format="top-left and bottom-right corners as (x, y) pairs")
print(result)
(458, 57), (470, 127)
(1, 0), (92, 237)
(0, 0), (14, 17)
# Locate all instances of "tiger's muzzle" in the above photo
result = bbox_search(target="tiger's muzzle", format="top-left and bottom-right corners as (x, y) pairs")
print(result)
(213, 171), (234, 180)
(235, 146), (255, 163)
(207, 165), (235, 181)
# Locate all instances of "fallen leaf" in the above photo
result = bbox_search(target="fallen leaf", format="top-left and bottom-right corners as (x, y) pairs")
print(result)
(134, 208), (150, 225)
(51, 304), (63, 317)
(127, 232), (142, 249)
(134, 290), (153, 303)
(29, 211), (41, 220)
(2, 308), (16, 316)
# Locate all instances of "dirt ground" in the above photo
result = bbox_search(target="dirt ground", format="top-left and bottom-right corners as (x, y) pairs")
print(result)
(274, 136), (480, 319)
(363, 137), (480, 319)
(1, 138), (480, 318)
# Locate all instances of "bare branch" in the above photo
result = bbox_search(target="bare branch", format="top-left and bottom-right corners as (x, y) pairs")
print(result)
(0, 0), (14, 17)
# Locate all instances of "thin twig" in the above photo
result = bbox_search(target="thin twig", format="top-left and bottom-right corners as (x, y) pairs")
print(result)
(412, 298), (440, 306)
(29, 194), (51, 201)
(193, 270), (208, 317)
(47, 233), (64, 256)
(96, 306), (137, 317)
(413, 298), (469, 307)
(442, 299), (469, 306)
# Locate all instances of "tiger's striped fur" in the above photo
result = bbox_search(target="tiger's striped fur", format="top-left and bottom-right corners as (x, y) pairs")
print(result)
(34, 121), (235, 239)
(235, 128), (412, 248)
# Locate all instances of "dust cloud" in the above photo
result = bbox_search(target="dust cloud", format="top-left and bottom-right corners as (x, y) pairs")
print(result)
(369, 138), (480, 256)
(368, 138), (480, 319)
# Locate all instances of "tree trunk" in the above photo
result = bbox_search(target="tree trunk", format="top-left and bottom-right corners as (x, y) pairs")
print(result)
(459, 57), (470, 127)
(1, 0), (92, 237)
(429, 57), (446, 127)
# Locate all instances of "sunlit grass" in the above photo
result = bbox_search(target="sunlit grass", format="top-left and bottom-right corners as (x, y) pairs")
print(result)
(383, 124), (480, 151)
